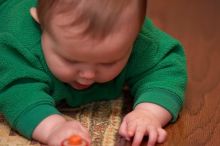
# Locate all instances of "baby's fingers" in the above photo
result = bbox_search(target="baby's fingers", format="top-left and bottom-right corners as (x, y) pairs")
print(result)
(127, 120), (138, 138)
(119, 119), (130, 141)
(157, 128), (167, 143)
(147, 128), (167, 146)
(146, 126), (158, 146)
(131, 127), (145, 146)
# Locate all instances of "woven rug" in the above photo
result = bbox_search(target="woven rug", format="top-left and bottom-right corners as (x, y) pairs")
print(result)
(0, 90), (133, 146)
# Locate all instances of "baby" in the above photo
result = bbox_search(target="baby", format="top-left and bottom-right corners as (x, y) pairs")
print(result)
(0, 0), (187, 146)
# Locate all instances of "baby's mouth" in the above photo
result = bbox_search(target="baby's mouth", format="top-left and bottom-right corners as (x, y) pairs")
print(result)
(70, 81), (93, 90)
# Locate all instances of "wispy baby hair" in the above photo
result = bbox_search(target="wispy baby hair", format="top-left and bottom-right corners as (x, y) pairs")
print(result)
(37, 0), (146, 38)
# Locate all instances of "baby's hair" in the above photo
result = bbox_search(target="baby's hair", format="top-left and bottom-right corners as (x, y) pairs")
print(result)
(37, 0), (146, 38)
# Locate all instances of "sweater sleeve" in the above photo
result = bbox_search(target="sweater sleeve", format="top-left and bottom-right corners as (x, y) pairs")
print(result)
(0, 34), (60, 139)
(126, 19), (187, 122)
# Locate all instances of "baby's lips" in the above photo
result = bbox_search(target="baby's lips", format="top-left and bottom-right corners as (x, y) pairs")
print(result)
(61, 135), (87, 146)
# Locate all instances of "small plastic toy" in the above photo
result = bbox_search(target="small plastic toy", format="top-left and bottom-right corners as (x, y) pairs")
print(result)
(62, 135), (87, 146)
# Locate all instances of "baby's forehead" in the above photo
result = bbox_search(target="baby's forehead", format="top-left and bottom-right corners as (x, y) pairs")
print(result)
(53, 30), (133, 62)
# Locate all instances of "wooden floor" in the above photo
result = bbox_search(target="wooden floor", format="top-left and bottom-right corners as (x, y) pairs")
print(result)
(117, 0), (220, 146)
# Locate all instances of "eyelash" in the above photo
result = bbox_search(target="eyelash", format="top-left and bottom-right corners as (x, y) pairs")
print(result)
(63, 57), (78, 64)
(63, 57), (116, 66)
(100, 62), (116, 66)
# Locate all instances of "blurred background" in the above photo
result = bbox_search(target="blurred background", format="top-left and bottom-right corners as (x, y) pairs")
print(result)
(147, 0), (220, 145)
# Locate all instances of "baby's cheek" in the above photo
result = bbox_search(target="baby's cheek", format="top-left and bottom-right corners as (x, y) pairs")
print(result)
(52, 68), (76, 82)
(105, 69), (122, 80)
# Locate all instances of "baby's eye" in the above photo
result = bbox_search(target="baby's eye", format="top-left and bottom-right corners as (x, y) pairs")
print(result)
(100, 62), (116, 67)
(63, 58), (80, 64)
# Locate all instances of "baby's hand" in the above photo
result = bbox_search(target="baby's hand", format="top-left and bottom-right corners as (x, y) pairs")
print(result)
(33, 115), (91, 146)
(47, 120), (91, 146)
(119, 103), (171, 146)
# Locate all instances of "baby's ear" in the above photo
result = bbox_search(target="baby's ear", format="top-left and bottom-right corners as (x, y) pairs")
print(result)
(30, 7), (40, 24)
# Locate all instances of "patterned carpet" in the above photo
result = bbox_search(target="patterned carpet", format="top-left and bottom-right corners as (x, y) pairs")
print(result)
(0, 90), (133, 146)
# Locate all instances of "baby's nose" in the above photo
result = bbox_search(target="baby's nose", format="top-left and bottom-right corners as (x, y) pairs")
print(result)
(79, 70), (95, 80)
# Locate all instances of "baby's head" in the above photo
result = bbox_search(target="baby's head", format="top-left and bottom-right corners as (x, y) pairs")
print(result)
(30, 0), (146, 90)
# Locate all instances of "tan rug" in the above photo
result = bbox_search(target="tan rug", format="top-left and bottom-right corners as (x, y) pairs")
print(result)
(0, 90), (133, 146)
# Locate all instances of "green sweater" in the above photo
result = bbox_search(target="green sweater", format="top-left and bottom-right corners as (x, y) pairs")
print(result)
(0, 0), (187, 139)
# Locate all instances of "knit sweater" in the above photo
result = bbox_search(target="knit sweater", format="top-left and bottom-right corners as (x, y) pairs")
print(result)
(0, 0), (187, 139)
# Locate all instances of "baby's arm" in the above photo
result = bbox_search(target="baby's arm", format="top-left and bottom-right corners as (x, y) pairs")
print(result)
(32, 114), (91, 146)
(119, 103), (171, 146)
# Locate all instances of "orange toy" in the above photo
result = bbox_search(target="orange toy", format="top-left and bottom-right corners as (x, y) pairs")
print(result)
(62, 135), (87, 146)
